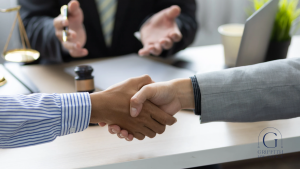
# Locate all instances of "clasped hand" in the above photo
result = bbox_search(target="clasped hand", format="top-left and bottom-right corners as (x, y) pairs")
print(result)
(89, 75), (178, 141)
(91, 75), (195, 141)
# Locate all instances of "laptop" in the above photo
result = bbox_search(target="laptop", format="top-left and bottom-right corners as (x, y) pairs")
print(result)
(236, 0), (279, 67)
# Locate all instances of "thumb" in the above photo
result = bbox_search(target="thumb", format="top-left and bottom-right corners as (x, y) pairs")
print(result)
(130, 85), (156, 117)
(68, 0), (81, 16)
(166, 5), (181, 20)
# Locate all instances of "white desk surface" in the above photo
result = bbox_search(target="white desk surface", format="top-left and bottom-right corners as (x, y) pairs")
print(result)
(0, 36), (300, 169)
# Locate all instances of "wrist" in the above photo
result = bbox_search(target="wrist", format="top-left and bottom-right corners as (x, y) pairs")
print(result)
(172, 78), (195, 109)
(90, 92), (106, 123)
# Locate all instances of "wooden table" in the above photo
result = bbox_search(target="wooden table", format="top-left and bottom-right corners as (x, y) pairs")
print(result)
(0, 37), (300, 169)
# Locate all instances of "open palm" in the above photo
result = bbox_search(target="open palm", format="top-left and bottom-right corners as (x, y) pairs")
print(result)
(139, 5), (182, 56)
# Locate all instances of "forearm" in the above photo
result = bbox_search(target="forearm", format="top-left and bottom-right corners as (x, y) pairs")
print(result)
(0, 93), (91, 149)
(195, 58), (300, 123)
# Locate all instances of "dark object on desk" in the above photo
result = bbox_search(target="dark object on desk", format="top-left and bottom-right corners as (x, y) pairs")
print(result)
(75, 65), (95, 93)
(75, 65), (97, 126)
(265, 40), (291, 62)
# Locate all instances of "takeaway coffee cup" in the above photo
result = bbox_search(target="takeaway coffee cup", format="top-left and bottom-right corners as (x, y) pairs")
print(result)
(218, 24), (244, 67)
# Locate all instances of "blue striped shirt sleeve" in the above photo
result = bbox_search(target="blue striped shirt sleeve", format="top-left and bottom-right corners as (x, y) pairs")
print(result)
(0, 93), (91, 149)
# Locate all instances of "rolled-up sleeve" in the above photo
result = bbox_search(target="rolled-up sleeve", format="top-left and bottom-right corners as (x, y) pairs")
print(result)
(0, 93), (91, 149)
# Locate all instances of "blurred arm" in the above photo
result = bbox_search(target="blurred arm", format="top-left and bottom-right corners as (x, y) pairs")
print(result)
(19, 0), (68, 64)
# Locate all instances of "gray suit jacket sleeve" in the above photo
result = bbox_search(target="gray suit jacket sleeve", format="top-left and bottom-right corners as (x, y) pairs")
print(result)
(195, 58), (300, 123)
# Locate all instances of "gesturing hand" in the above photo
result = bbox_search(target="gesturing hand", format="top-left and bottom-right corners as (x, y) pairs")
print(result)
(53, 0), (88, 57)
(108, 78), (195, 141)
(90, 75), (177, 140)
(139, 5), (182, 57)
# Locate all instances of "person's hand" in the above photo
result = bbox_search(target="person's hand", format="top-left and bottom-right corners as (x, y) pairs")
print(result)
(108, 78), (195, 141)
(139, 5), (182, 57)
(53, 0), (88, 58)
(90, 75), (177, 140)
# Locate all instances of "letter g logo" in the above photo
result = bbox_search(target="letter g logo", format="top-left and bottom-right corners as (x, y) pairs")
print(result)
(263, 132), (277, 148)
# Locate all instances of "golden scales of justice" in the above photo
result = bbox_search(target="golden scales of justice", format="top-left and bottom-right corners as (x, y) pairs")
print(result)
(0, 6), (40, 87)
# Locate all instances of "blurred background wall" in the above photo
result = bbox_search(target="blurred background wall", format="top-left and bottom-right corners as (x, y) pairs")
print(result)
(0, 0), (300, 64)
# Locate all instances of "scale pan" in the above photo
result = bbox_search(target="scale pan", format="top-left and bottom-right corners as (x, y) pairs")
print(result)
(3, 49), (40, 63)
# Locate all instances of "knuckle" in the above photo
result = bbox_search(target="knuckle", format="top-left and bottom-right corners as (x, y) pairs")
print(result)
(142, 74), (151, 82)
(139, 116), (148, 123)
(130, 96), (140, 105)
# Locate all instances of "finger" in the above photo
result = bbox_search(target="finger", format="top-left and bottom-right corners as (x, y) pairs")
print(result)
(120, 130), (129, 138)
(125, 134), (134, 141)
(145, 101), (177, 126)
(138, 48), (150, 57)
(56, 29), (77, 42)
(169, 31), (182, 42)
(134, 132), (146, 140)
(68, 0), (81, 16)
(130, 85), (156, 117)
(127, 74), (153, 91)
(108, 125), (121, 134)
(159, 38), (173, 50)
(145, 119), (166, 134)
(70, 48), (88, 58)
(166, 5), (181, 20)
(53, 16), (69, 30)
(149, 43), (162, 56)
(62, 41), (79, 51)
(138, 44), (154, 57)
(141, 127), (156, 139)
(117, 133), (125, 139)
(98, 122), (107, 127)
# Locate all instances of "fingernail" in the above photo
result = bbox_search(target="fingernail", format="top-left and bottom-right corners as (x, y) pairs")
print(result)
(125, 138), (130, 141)
(131, 107), (138, 117)
(112, 129), (117, 133)
(120, 133), (124, 138)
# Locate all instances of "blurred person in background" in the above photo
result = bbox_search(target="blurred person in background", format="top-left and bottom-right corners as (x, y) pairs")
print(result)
(19, 0), (197, 64)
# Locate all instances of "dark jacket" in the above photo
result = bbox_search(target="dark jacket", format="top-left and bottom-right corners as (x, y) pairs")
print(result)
(19, 0), (198, 64)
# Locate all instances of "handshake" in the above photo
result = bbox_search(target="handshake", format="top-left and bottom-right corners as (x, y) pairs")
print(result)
(89, 75), (195, 141)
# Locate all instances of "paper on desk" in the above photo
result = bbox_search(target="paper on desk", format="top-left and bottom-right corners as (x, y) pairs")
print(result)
(65, 54), (195, 90)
